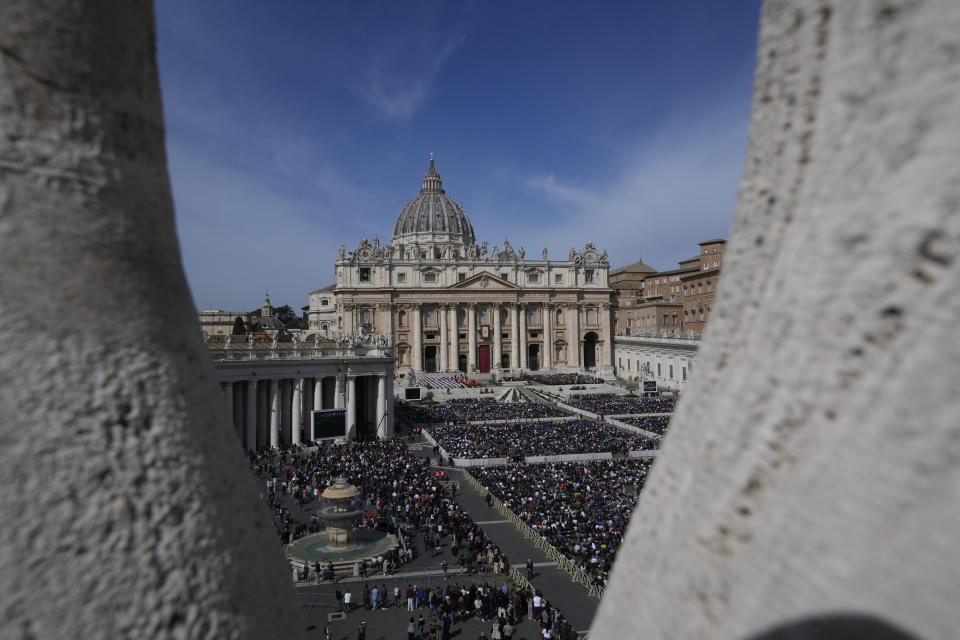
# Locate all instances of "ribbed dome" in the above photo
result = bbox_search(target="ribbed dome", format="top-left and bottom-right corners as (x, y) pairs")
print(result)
(392, 158), (476, 246)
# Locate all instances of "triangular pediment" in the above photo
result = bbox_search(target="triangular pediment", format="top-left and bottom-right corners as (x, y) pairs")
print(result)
(450, 271), (520, 290)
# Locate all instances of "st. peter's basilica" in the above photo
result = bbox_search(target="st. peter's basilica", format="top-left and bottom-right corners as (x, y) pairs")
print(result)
(315, 157), (615, 380)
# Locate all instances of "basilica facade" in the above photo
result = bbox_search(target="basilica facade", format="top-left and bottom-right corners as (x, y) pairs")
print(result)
(321, 158), (614, 379)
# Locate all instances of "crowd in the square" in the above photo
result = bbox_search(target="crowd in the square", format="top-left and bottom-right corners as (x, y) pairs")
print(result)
(469, 459), (655, 587)
(565, 393), (677, 415)
(428, 398), (569, 423)
(523, 373), (604, 386)
(617, 415), (671, 436)
(426, 421), (659, 459)
(343, 579), (577, 640)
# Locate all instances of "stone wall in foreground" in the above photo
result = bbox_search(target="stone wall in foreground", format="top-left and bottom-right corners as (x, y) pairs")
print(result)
(0, 2), (304, 638)
(593, 1), (960, 638)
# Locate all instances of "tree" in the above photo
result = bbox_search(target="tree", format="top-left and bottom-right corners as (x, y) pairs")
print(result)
(231, 316), (246, 335)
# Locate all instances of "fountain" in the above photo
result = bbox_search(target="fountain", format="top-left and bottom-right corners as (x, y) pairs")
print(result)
(286, 476), (397, 564)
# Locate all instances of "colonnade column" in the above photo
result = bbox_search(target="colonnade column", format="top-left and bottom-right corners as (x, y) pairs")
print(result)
(510, 303), (520, 370)
(601, 302), (612, 369)
(467, 303), (477, 373)
(334, 374), (344, 409)
(246, 379), (257, 452)
(439, 304), (449, 372)
(412, 304), (423, 372)
(492, 304), (502, 370)
(379, 303), (393, 338)
(223, 382), (235, 434)
(519, 303), (528, 369)
(376, 374), (387, 439)
(346, 375), (357, 441)
(313, 376), (323, 410)
(449, 305), (459, 372)
(543, 303), (553, 370)
(291, 378), (302, 446)
(568, 303), (581, 369)
(269, 380), (280, 449)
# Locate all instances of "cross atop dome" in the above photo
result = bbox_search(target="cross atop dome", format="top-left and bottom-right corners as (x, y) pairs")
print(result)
(421, 154), (444, 194)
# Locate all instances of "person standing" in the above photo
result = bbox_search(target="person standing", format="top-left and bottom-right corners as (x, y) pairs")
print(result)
(336, 588), (343, 613)
(344, 589), (352, 612)
(526, 558), (534, 580)
(408, 617), (416, 640)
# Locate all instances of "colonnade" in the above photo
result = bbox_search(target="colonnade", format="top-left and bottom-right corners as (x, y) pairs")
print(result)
(219, 372), (391, 452)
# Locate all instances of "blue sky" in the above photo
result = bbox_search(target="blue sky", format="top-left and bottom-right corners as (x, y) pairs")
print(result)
(156, 1), (763, 312)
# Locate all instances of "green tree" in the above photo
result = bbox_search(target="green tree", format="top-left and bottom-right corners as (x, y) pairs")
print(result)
(231, 316), (246, 335)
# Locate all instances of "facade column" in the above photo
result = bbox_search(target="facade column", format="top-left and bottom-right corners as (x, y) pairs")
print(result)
(449, 305), (459, 372)
(543, 303), (553, 370)
(343, 303), (355, 334)
(519, 303), (528, 369)
(467, 303), (477, 373)
(269, 379), (280, 450)
(334, 373), (344, 409)
(601, 302), (612, 370)
(412, 304), (423, 372)
(568, 303), (581, 369)
(439, 304), (449, 372)
(385, 374), (394, 437)
(246, 379), (257, 452)
(379, 303), (394, 341)
(223, 382), (235, 435)
(346, 375), (357, 441)
(510, 303), (520, 370)
(376, 374), (387, 439)
(291, 377), (302, 446)
(492, 303), (502, 369)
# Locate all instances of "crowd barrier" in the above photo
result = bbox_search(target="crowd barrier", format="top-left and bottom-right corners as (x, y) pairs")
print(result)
(524, 452), (612, 464)
(461, 470), (604, 601)
(467, 415), (579, 425)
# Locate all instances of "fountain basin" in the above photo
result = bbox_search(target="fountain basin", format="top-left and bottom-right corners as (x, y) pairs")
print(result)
(287, 528), (398, 563)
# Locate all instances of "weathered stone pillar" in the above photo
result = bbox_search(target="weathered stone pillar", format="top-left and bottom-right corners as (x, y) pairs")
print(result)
(334, 373), (345, 409)
(592, 2), (960, 638)
(0, 2), (302, 633)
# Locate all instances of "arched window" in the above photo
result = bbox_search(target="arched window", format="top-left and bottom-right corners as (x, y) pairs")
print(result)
(555, 308), (564, 326)
(478, 307), (489, 325)
(425, 306), (436, 327)
(398, 310), (406, 328)
(528, 307), (538, 325)
(586, 308), (596, 325)
(458, 309), (466, 327)
(360, 309), (371, 325)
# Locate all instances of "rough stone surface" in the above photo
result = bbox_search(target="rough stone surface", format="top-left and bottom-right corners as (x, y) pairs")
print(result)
(593, 1), (960, 638)
(0, 2), (304, 638)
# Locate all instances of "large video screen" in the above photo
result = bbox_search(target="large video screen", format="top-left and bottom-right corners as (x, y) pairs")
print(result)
(311, 409), (347, 440)
(642, 380), (658, 394)
(404, 387), (422, 401)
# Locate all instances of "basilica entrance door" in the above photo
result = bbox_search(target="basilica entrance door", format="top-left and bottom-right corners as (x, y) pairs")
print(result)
(424, 346), (437, 372)
(478, 345), (490, 373)
(527, 344), (540, 371)
(583, 332), (598, 369)
(457, 354), (467, 373)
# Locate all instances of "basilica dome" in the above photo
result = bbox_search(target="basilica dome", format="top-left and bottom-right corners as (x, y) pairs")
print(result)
(392, 158), (476, 246)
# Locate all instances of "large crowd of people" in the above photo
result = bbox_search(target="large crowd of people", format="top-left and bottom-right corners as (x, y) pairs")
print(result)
(427, 421), (659, 459)
(565, 393), (677, 415)
(522, 373), (604, 386)
(618, 415), (671, 435)
(469, 459), (656, 587)
(428, 398), (569, 423)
